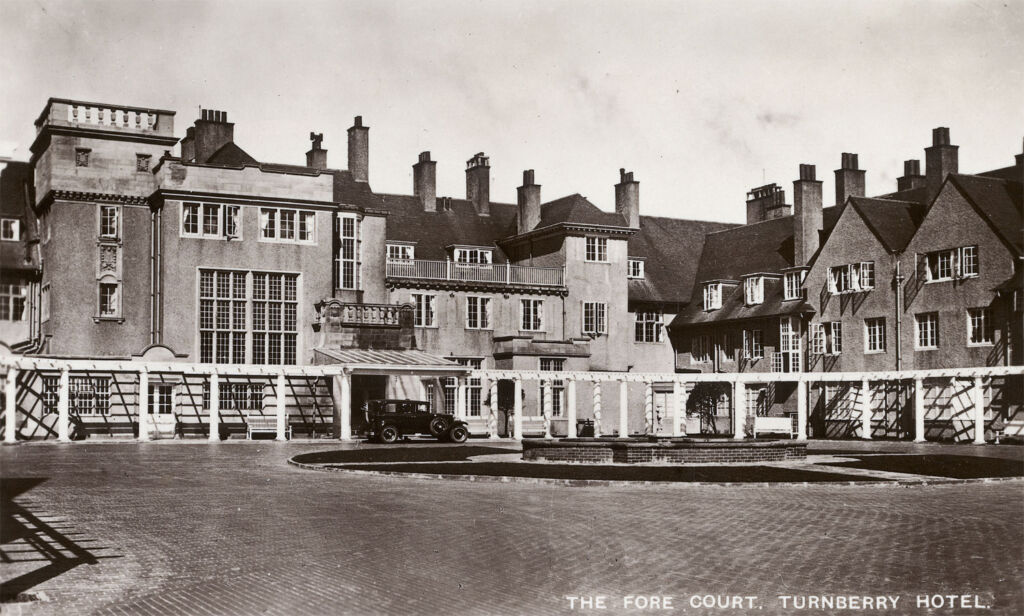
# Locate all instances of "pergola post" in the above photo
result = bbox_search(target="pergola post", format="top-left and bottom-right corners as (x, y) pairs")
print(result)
(138, 369), (150, 442)
(542, 379), (553, 438)
(973, 376), (986, 445)
(732, 379), (745, 440)
(276, 372), (288, 441)
(644, 381), (654, 435)
(488, 381), (499, 439)
(566, 379), (577, 438)
(914, 377), (926, 442)
(860, 379), (872, 440)
(339, 370), (352, 440)
(592, 380), (602, 437)
(57, 367), (71, 443)
(618, 379), (628, 438)
(512, 377), (523, 440)
(796, 379), (808, 441)
(672, 380), (688, 437)
(208, 372), (220, 442)
(456, 377), (466, 420)
(4, 367), (18, 444)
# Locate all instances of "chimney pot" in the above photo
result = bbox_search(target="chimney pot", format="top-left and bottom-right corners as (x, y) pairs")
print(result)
(835, 153), (866, 205)
(933, 127), (950, 146)
(925, 126), (958, 200)
(746, 183), (790, 223)
(841, 152), (858, 170)
(798, 164), (816, 181)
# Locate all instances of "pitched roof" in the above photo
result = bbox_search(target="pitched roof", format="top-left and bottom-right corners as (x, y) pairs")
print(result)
(204, 142), (258, 166)
(978, 165), (1021, 181)
(536, 194), (627, 229)
(849, 197), (925, 253)
(670, 278), (814, 329)
(949, 174), (1022, 254)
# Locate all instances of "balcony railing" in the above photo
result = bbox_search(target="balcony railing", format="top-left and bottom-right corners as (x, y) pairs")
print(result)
(386, 259), (564, 287)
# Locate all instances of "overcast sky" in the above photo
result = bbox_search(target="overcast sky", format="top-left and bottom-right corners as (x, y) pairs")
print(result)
(1, 0), (1021, 222)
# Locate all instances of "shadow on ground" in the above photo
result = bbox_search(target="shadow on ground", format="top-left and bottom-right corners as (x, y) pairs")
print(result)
(292, 445), (515, 464)
(817, 455), (1024, 479)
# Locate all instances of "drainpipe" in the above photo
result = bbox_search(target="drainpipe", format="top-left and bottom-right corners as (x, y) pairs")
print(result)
(893, 254), (904, 372)
(156, 206), (164, 344)
(150, 208), (157, 345)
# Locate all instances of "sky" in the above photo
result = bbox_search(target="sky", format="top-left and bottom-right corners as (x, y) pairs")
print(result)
(1, 0), (1021, 223)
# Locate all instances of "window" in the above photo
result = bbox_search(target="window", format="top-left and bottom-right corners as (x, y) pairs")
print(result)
(924, 246), (978, 282)
(387, 244), (414, 260)
(521, 299), (544, 331)
(830, 322), (842, 354)
(183, 202), (200, 235)
(75, 148), (90, 167)
(465, 296), (491, 330)
(224, 206), (240, 238)
(967, 308), (993, 346)
(865, 317), (886, 353)
(858, 261), (875, 290)
(69, 377), (110, 415)
(746, 385), (768, 417)
(99, 206), (118, 239)
(182, 201), (239, 239)
(136, 154), (151, 172)
(634, 311), (664, 343)
(203, 382), (264, 411)
(259, 207), (316, 244)
(628, 259), (644, 279)
(960, 246), (978, 277)
(811, 321), (842, 355)
(783, 271), (804, 300)
(774, 317), (801, 373)
(202, 203), (221, 236)
(260, 209), (276, 238)
(585, 236), (607, 262)
(703, 283), (722, 311)
(280, 210), (295, 240)
(454, 248), (492, 264)
(412, 293), (436, 327)
(691, 334), (711, 363)
(200, 270), (248, 364)
(1, 218), (20, 241)
(0, 280), (27, 321)
(453, 359), (483, 417)
(828, 262), (874, 294)
(41, 284), (50, 321)
(149, 384), (173, 415)
(582, 301), (607, 335)
(719, 333), (735, 362)
(743, 277), (764, 306)
(915, 312), (939, 350)
(42, 376), (59, 414)
(298, 211), (315, 242)
(742, 329), (764, 360)
(98, 282), (119, 318)
(539, 358), (565, 417)
(336, 215), (358, 289)
(252, 272), (299, 365)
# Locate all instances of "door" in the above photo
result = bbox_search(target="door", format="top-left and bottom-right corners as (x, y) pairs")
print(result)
(148, 384), (176, 438)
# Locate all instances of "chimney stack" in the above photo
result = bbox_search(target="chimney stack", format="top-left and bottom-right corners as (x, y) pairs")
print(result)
(517, 169), (541, 234)
(347, 116), (369, 183)
(793, 164), (823, 266)
(614, 168), (640, 228)
(466, 152), (490, 216)
(925, 127), (958, 201)
(897, 159), (926, 192)
(306, 132), (327, 170)
(183, 108), (234, 163)
(834, 152), (865, 205)
(413, 151), (437, 212)
(745, 183), (790, 224)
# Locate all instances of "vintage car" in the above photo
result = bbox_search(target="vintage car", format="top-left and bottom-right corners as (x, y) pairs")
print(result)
(363, 399), (470, 443)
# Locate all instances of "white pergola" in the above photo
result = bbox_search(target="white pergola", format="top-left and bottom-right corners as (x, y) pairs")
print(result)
(1, 355), (1020, 444)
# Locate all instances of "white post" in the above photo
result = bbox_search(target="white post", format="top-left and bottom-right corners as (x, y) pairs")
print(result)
(796, 379), (808, 441)
(542, 379), (553, 438)
(57, 367), (71, 442)
(456, 377), (466, 420)
(566, 379), (577, 438)
(618, 379), (628, 438)
(208, 372), (220, 441)
(592, 380), (602, 437)
(914, 377), (926, 443)
(339, 370), (352, 440)
(643, 381), (653, 435)
(138, 370), (150, 442)
(732, 379), (745, 440)
(276, 372), (288, 441)
(505, 261), (511, 284)
(419, 380), (428, 402)
(673, 381), (688, 437)
(5, 368), (18, 444)
(973, 376), (986, 445)
(488, 380), (499, 439)
(513, 377), (523, 440)
(860, 379), (872, 440)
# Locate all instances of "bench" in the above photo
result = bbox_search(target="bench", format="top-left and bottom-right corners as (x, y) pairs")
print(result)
(753, 415), (797, 439)
(246, 414), (291, 440)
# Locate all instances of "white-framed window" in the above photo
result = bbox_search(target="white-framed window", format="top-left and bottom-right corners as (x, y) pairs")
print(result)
(149, 384), (173, 415)
(223, 206), (240, 238)
(915, 312), (939, 350)
(924, 246), (979, 282)
(98, 281), (119, 318)
(746, 385), (768, 417)
(830, 321), (842, 354)
(582, 301), (607, 334)
(585, 236), (608, 262)
(539, 357), (566, 417)
(0, 280), (28, 321)
(387, 243), (415, 261)
(775, 316), (802, 372)
(858, 261), (875, 290)
(811, 321), (842, 355)
(41, 284), (50, 322)
(743, 276), (764, 306)
(336, 215), (359, 290)
(634, 311), (664, 343)
(521, 299), (544, 331)
(446, 359), (484, 416)
(260, 207), (316, 244)
(181, 201), (239, 239)
(252, 272), (299, 365)
(412, 293), (436, 328)
(865, 317), (886, 353)
(200, 270), (248, 364)
(742, 329), (764, 360)
(703, 283), (722, 311)
(691, 334), (711, 363)
(454, 248), (492, 264)
(69, 377), (110, 415)
(783, 271), (805, 301)
(967, 308), (993, 346)
(203, 382), (264, 411)
(443, 378), (457, 414)
(628, 259), (645, 279)
(465, 296), (491, 330)
(99, 205), (119, 239)
(1, 218), (20, 241)
(203, 203), (221, 236)
(42, 376), (59, 414)
(828, 262), (874, 294)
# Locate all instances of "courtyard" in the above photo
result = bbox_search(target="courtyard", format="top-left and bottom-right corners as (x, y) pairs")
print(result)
(1, 440), (1022, 615)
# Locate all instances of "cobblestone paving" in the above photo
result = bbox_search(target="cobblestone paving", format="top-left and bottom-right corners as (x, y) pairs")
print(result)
(1, 441), (1022, 615)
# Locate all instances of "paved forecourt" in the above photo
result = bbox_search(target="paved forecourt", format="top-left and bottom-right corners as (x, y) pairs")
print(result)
(1, 441), (1022, 615)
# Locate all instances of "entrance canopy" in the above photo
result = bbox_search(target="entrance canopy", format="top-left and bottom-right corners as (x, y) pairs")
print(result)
(312, 348), (470, 377)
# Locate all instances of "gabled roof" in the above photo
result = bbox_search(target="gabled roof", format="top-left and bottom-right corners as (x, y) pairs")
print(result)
(204, 142), (258, 166)
(978, 165), (1022, 181)
(670, 278), (814, 328)
(536, 194), (627, 229)
(849, 197), (925, 253)
(948, 174), (1022, 254)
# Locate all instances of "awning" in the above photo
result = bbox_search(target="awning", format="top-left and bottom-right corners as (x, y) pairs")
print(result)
(312, 348), (470, 376)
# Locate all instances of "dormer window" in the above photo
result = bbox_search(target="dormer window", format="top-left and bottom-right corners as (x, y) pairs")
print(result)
(627, 259), (645, 279)
(454, 247), (492, 264)
(743, 277), (764, 306)
(703, 283), (722, 311)
(783, 270), (806, 301)
(387, 243), (414, 261)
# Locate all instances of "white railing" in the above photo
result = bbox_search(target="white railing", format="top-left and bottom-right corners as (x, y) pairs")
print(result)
(66, 104), (158, 130)
(386, 259), (564, 287)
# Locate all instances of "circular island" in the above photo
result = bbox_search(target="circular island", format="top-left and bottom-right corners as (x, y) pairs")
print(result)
(522, 436), (807, 464)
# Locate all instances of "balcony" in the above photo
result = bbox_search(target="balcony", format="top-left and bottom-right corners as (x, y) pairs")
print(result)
(386, 259), (565, 290)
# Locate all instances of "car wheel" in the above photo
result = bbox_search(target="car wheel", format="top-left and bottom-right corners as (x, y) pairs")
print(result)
(448, 425), (469, 444)
(379, 425), (400, 444)
(428, 417), (450, 438)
